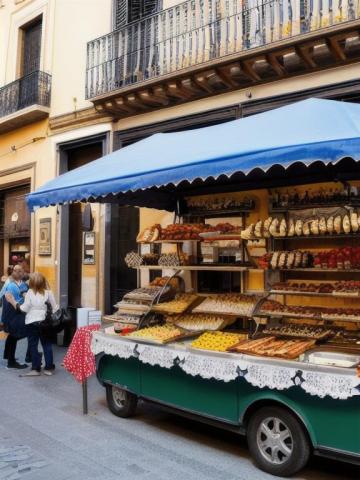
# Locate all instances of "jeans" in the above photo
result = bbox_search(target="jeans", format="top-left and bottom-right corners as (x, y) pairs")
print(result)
(27, 323), (54, 371)
(3, 334), (18, 363)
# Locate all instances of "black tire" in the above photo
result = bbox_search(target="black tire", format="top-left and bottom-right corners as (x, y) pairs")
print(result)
(106, 385), (138, 418)
(247, 406), (311, 477)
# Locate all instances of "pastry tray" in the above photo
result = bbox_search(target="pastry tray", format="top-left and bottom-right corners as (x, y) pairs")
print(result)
(124, 329), (200, 345)
(261, 329), (335, 341)
(151, 295), (199, 314)
(302, 350), (360, 368)
(229, 338), (316, 359)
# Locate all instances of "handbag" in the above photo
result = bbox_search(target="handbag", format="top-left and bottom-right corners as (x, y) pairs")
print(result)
(41, 292), (63, 329)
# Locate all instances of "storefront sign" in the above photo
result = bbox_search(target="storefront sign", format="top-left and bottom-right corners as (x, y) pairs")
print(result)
(38, 218), (51, 255)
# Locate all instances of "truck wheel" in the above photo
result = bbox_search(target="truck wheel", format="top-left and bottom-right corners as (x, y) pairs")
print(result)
(106, 385), (138, 418)
(247, 406), (310, 477)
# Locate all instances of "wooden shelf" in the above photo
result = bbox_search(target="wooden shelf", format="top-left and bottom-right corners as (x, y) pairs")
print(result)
(267, 268), (360, 273)
(133, 265), (254, 272)
(182, 207), (254, 218)
(272, 233), (360, 240)
(256, 312), (360, 323)
(269, 200), (360, 212)
(269, 290), (360, 298)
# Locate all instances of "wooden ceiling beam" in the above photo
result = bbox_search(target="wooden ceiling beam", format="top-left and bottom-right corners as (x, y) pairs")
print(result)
(295, 45), (317, 69)
(240, 60), (261, 82)
(326, 36), (347, 61)
(266, 53), (286, 76)
(166, 81), (194, 100)
(138, 89), (169, 107)
(111, 98), (137, 114)
(216, 66), (240, 87)
(193, 72), (215, 93)
(126, 94), (149, 111)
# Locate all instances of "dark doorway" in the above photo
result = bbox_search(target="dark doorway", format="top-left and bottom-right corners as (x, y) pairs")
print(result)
(65, 142), (103, 308)
(21, 17), (42, 76)
(109, 205), (139, 309)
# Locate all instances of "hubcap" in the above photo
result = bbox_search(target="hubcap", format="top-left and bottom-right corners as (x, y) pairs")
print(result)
(256, 416), (293, 465)
(112, 387), (127, 408)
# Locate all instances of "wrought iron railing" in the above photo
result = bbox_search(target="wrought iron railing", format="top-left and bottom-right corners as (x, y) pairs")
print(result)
(86, 0), (359, 99)
(0, 70), (51, 118)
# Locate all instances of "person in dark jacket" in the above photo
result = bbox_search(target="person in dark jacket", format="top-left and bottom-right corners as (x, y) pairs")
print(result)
(2, 265), (28, 369)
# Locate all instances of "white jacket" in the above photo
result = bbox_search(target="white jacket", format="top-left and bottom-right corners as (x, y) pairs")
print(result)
(20, 289), (59, 325)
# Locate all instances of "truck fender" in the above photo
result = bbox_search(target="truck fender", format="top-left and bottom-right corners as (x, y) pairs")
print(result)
(240, 393), (317, 447)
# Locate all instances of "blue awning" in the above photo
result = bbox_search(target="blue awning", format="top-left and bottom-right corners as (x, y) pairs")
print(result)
(28, 98), (360, 211)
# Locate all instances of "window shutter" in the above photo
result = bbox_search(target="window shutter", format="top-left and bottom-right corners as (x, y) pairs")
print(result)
(114, 0), (129, 29)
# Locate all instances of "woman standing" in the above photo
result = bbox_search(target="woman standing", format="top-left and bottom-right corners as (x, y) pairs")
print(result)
(6, 272), (59, 376)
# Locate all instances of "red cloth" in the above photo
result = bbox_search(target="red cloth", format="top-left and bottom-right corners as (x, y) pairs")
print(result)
(63, 324), (100, 383)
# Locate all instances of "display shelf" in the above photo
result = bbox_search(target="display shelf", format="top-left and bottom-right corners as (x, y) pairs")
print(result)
(133, 265), (253, 272)
(269, 199), (360, 212)
(256, 311), (360, 323)
(182, 207), (254, 218)
(269, 290), (360, 298)
(271, 233), (360, 240)
(266, 268), (360, 273)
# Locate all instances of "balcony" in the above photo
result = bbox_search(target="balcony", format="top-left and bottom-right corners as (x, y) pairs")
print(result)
(86, 0), (360, 117)
(0, 71), (51, 134)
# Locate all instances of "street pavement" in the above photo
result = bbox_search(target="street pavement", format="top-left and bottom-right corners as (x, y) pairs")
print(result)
(0, 338), (358, 480)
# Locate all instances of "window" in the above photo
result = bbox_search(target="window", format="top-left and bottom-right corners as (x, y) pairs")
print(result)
(113, 0), (161, 29)
(20, 16), (42, 76)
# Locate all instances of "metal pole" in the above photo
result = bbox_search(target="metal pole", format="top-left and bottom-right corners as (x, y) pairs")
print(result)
(82, 379), (88, 415)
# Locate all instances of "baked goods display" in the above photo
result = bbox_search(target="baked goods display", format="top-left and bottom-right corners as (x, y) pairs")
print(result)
(260, 247), (360, 270)
(185, 196), (255, 212)
(138, 223), (240, 242)
(126, 324), (184, 343)
(124, 287), (172, 302)
(158, 253), (190, 267)
(241, 213), (360, 239)
(313, 247), (360, 269)
(271, 281), (360, 296)
(151, 294), (198, 314)
(150, 276), (181, 290)
(259, 299), (360, 321)
(269, 186), (360, 209)
(260, 250), (313, 269)
(125, 251), (143, 268)
(191, 331), (248, 351)
(263, 324), (335, 340)
(169, 313), (234, 331)
(137, 224), (161, 243)
(192, 294), (259, 317)
(231, 336), (316, 359)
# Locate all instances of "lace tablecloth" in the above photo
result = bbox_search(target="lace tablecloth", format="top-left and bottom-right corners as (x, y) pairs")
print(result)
(91, 331), (360, 400)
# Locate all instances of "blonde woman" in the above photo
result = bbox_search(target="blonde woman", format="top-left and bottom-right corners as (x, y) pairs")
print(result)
(6, 272), (59, 377)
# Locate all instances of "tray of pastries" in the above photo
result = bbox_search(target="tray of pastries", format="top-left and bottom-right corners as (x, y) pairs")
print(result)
(192, 294), (259, 317)
(191, 331), (248, 352)
(126, 324), (194, 344)
(124, 286), (174, 303)
(151, 294), (198, 314)
(115, 300), (151, 315)
(262, 324), (336, 340)
(230, 336), (316, 359)
(168, 313), (235, 331)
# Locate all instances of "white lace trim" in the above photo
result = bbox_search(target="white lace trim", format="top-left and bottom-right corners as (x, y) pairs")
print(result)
(91, 332), (360, 400)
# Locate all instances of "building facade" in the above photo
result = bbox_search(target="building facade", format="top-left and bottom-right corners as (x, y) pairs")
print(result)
(1, 0), (360, 315)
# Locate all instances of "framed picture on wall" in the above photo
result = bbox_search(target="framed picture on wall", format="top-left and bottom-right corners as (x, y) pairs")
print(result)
(83, 231), (95, 264)
(38, 218), (51, 255)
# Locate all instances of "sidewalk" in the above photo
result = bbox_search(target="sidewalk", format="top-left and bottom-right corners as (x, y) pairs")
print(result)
(0, 338), (358, 480)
